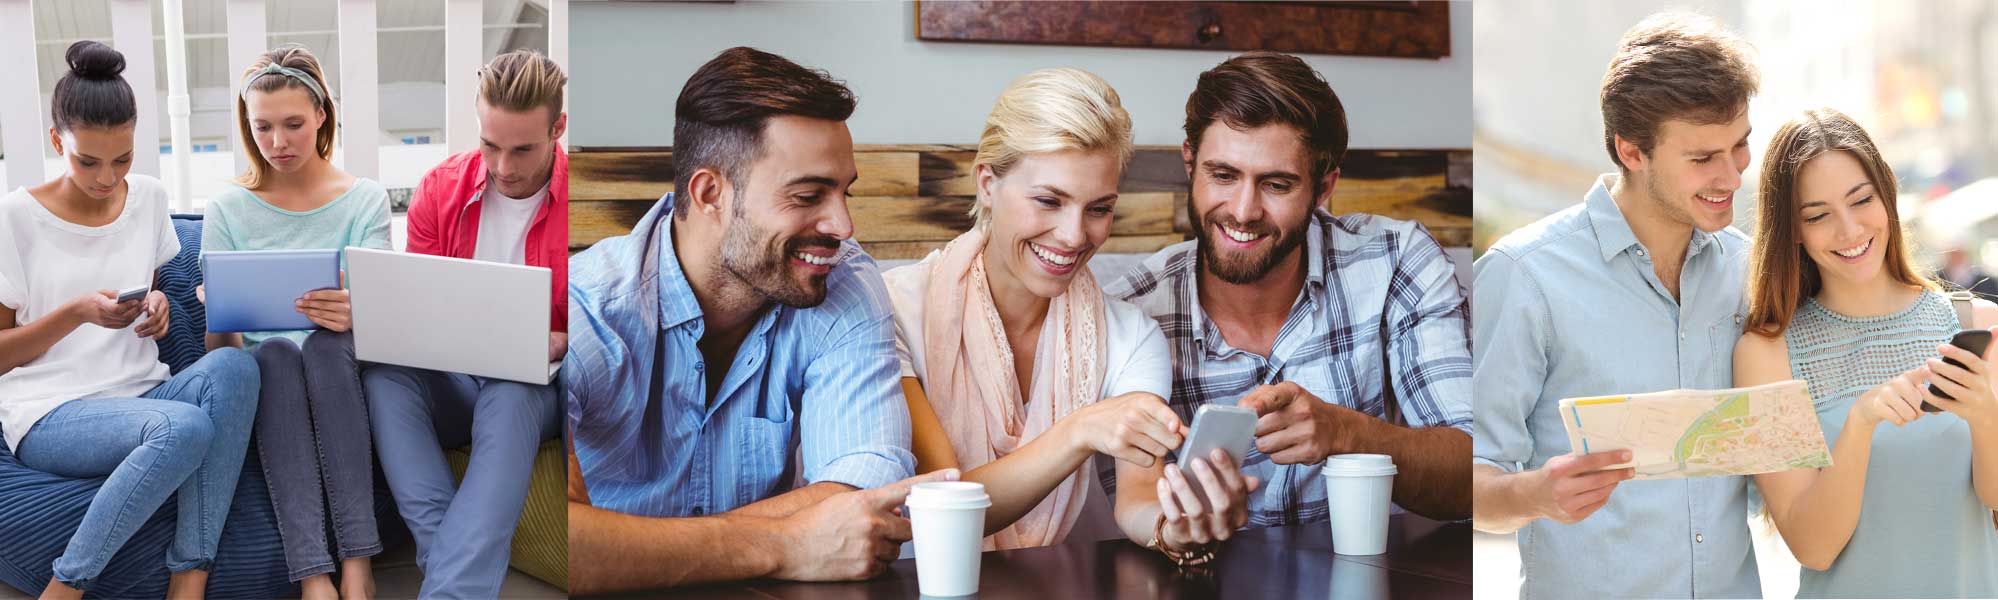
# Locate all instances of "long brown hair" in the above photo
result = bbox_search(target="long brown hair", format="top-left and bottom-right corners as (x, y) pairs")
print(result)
(234, 45), (336, 189)
(1744, 108), (1936, 339)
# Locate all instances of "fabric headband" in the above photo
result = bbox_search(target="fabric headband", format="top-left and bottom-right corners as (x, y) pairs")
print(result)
(240, 63), (325, 106)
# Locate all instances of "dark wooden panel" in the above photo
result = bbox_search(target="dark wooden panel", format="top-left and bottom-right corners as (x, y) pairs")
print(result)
(915, 1), (1451, 59)
(569, 145), (1470, 252)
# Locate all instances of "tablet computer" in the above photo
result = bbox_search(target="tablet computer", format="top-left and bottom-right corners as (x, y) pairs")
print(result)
(202, 249), (342, 333)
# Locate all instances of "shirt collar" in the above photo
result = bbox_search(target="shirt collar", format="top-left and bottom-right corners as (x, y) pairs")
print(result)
(654, 193), (703, 331)
(1584, 173), (1718, 263)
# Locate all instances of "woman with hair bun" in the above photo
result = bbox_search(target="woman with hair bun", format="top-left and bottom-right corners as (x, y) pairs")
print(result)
(0, 40), (260, 600)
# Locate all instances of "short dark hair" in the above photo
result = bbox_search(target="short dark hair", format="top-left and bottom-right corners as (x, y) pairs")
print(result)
(1599, 13), (1759, 170)
(1184, 51), (1348, 189)
(673, 47), (856, 218)
(52, 41), (136, 132)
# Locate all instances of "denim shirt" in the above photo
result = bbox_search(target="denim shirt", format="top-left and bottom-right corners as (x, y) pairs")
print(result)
(564, 193), (915, 518)
(1472, 175), (1758, 599)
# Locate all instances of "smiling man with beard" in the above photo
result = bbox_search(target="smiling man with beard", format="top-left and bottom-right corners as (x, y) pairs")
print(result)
(1105, 51), (1474, 539)
(561, 47), (945, 594)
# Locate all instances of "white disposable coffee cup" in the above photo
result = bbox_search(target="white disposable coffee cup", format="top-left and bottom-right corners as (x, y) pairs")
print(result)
(1323, 453), (1397, 555)
(906, 481), (992, 597)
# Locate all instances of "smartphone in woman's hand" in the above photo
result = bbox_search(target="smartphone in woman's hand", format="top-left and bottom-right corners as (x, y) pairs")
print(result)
(1927, 329), (1994, 412)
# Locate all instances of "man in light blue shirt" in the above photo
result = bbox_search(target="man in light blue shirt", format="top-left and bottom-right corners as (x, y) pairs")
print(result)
(562, 47), (944, 595)
(1471, 13), (1765, 598)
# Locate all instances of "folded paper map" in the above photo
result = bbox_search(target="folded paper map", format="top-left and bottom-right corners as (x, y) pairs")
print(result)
(1558, 379), (1832, 480)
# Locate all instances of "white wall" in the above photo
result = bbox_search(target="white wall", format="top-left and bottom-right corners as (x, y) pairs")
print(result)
(569, 1), (1471, 149)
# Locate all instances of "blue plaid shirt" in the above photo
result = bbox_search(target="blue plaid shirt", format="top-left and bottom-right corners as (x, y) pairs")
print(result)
(564, 193), (915, 518)
(1105, 209), (1473, 527)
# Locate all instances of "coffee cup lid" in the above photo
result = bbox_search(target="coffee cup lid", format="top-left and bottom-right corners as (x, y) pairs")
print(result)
(1322, 453), (1398, 476)
(907, 481), (993, 509)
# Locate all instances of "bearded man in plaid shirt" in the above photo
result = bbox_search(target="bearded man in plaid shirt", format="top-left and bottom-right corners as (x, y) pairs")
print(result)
(1103, 51), (1472, 539)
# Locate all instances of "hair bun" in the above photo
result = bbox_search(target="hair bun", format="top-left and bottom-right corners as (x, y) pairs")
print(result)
(66, 40), (126, 80)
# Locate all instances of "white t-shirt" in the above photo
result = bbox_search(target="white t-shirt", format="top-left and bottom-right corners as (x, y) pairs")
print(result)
(472, 181), (547, 265)
(0, 175), (179, 452)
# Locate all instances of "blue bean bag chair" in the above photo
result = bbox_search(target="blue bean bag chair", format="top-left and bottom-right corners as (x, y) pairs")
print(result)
(0, 214), (407, 598)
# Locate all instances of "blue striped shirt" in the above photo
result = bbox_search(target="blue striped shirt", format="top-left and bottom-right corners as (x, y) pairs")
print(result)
(1473, 175), (1758, 598)
(1104, 209), (1474, 527)
(564, 193), (915, 518)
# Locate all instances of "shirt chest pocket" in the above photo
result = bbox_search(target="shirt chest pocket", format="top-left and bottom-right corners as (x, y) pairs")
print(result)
(1707, 310), (1746, 376)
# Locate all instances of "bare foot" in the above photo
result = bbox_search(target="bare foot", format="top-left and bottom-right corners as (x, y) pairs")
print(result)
(338, 557), (375, 600)
(165, 570), (209, 600)
(37, 578), (82, 600)
(300, 573), (338, 600)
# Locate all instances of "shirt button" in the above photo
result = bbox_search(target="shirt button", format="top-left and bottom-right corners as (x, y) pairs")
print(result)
(1695, 532), (1704, 543)
(694, 361), (704, 372)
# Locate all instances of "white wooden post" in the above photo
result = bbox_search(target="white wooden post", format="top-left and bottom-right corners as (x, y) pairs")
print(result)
(109, 0), (161, 179)
(225, 0), (268, 176)
(550, 0), (568, 147)
(444, 0), (482, 155)
(0, 0), (44, 190)
(338, 0), (380, 180)
(162, 0), (195, 211)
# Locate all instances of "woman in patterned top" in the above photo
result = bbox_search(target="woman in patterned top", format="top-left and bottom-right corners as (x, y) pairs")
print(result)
(1733, 107), (1998, 597)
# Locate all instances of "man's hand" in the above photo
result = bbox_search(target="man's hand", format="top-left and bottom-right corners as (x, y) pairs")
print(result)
(1156, 448), (1261, 549)
(1528, 450), (1634, 524)
(549, 331), (569, 363)
(773, 469), (960, 581)
(1239, 381), (1350, 464)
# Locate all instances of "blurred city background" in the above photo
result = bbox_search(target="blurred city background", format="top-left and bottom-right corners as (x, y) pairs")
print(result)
(1476, 0), (1998, 295)
(1474, 0), (1998, 598)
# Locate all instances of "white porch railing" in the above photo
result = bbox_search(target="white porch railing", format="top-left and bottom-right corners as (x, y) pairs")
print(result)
(0, 0), (564, 212)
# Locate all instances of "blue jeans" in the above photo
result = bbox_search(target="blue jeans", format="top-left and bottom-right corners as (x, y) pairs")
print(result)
(362, 365), (558, 599)
(252, 330), (382, 581)
(13, 348), (259, 590)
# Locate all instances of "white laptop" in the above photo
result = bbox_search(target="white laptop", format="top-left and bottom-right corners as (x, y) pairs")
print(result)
(346, 247), (560, 385)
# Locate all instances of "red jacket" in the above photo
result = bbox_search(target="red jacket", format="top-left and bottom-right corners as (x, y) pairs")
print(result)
(405, 147), (568, 332)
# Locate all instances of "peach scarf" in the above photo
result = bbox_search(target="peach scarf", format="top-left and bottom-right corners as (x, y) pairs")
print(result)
(922, 228), (1107, 550)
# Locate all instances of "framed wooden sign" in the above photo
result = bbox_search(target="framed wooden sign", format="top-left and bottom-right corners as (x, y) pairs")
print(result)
(915, 1), (1450, 59)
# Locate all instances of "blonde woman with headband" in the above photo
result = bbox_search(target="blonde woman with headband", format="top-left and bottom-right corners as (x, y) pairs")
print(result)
(203, 45), (390, 600)
(883, 68), (1258, 552)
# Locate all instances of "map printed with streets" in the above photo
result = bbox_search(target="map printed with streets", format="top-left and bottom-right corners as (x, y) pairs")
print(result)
(1558, 379), (1832, 480)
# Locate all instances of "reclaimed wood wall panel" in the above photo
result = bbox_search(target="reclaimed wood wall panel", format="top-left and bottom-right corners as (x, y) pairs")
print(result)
(569, 145), (1469, 256)
(914, 1), (1451, 59)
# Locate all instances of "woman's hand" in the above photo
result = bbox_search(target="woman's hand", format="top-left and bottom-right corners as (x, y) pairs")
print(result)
(1061, 392), (1183, 467)
(1854, 365), (1928, 427)
(70, 290), (144, 330)
(297, 289), (352, 332)
(1925, 329), (1998, 430)
(1155, 448), (1261, 551)
(132, 291), (171, 339)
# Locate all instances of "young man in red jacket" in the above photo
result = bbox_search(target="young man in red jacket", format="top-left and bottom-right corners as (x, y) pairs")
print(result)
(360, 49), (567, 598)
